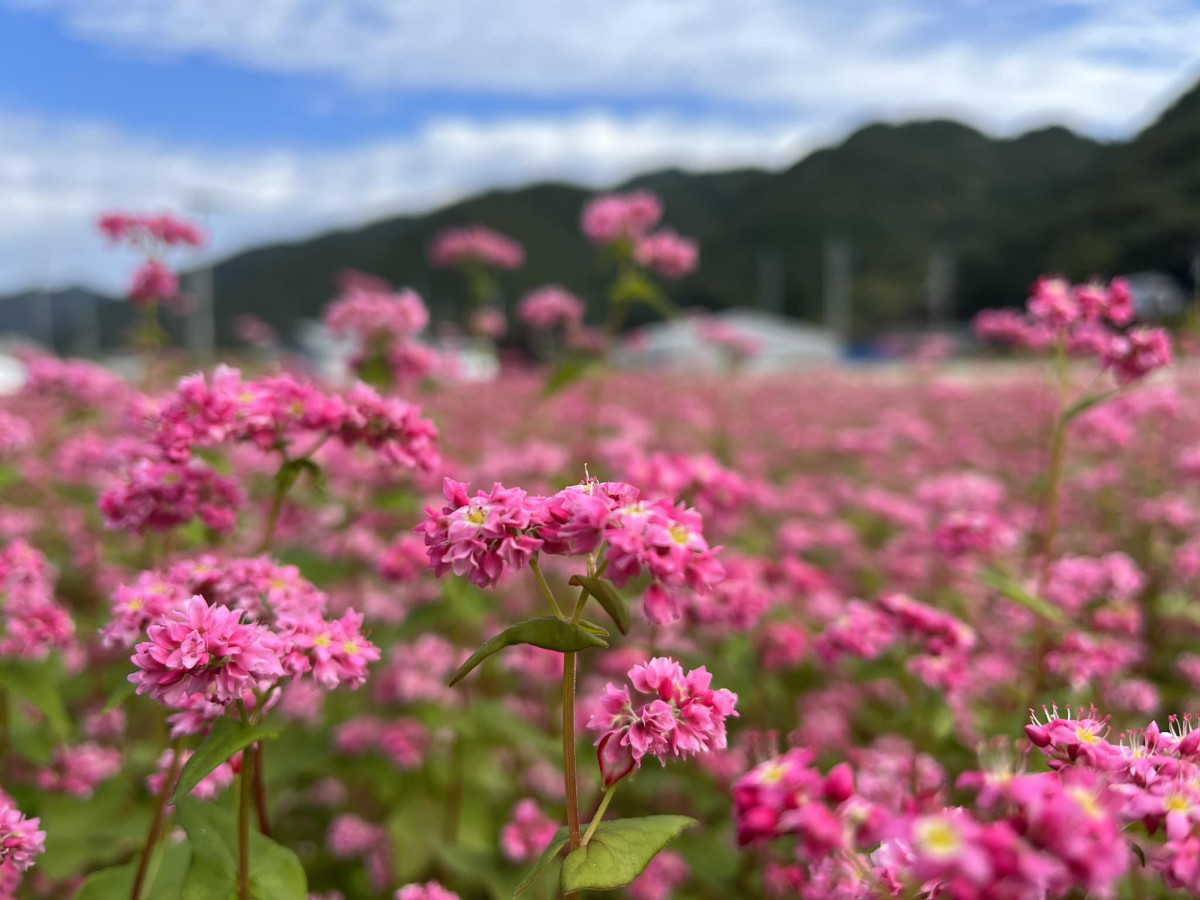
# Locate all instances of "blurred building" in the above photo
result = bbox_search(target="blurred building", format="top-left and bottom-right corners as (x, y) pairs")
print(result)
(614, 309), (839, 372)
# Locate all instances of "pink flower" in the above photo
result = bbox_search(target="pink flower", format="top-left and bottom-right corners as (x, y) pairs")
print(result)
(587, 657), (737, 786)
(325, 274), (430, 344)
(417, 478), (544, 588)
(469, 307), (507, 339)
(98, 211), (204, 247)
(36, 742), (121, 798)
(518, 286), (586, 331)
(580, 191), (662, 245)
(394, 882), (460, 900)
(0, 794), (44, 872)
(327, 814), (386, 859)
(634, 229), (698, 279)
(291, 610), (381, 691)
(127, 259), (179, 307)
(500, 799), (559, 862)
(428, 226), (524, 270)
(1102, 327), (1171, 384)
(130, 595), (285, 707)
(628, 850), (689, 900)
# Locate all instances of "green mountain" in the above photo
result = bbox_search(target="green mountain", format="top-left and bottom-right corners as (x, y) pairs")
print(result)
(148, 78), (1200, 343)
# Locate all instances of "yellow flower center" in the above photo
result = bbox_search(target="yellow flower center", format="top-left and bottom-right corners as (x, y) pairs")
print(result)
(914, 818), (961, 859)
(1167, 794), (1192, 814)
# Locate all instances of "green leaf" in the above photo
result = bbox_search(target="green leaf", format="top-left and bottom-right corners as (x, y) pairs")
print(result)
(978, 569), (1063, 624)
(541, 357), (595, 398)
(577, 619), (611, 639)
(569, 575), (631, 635)
(1060, 390), (1117, 426)
(0, 659), (70, 739)
(275, 458), (324, 494)
(449, 617), (608, 687)
(73, 840), (191, 900)
(100, 680), (137, 716)
(177, 799), (307, 900)
(172, 718), (278, 805)
(561, 816), (697, 893)
(513, 827), (569, 897)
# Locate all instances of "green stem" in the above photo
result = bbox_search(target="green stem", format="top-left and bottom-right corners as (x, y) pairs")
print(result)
(530, 556), (565, 619)
(238, 745), (253, 900)
(131, 738), (184, 900)
(252, 744), (271, 837)
(581, 785), (616, 846)
(257, 477), (288, 555)
(443, 732), (464, 845)
(1029, 339), (1071, 707)
(562, 649), (581, 899)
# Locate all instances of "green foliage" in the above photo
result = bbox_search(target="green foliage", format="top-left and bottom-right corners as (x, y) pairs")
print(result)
(176, 799), (307, 900)
(449, 616), (609, 686)
(568, 575), (631, 634)
(512, 827), (569, 897)
(0, 658), (70, 740)
(73, 839), (191, 900)
(560, 816), (697, 893)
(172, 718), (279, 804)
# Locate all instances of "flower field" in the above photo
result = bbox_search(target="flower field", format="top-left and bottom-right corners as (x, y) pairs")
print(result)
(0, 195), (1193, 899)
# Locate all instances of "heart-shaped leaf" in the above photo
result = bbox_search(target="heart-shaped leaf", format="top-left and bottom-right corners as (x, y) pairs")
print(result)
(569, 576), (631, 635)
(449, 617), (608, 687)
(512, 826), (569, 897)
(561, 816), (696, 893)
(176, 799), (306, 900)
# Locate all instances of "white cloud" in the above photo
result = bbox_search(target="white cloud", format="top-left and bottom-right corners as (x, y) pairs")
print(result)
(3, 0), (1200, 292)
(0, 108), (818, 293)
(9, 0), (1200, 133)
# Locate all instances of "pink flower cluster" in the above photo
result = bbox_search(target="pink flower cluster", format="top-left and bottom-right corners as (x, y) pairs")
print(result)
(580, 191), (663, 246)
(333, 715), (429, 769)
(114, 555), (379, 716)
(500, 799), (559, 862)
(974, 275), (1171, 384)
(131, 595), (285, 706)
(628, 851), (690, 900)
(98, 212), (205, 248)
(814, 591), (976, 695)
(418, 477), (725, 624)
(0, 541), (74, 661)
(36, 743), (121, 798)
(586, 657), (738, 786)
(734, 740), (1129, 899)
(127, 259), (179, 307)
(633, 228), (698, 279)
(325, 271), (430, 346)
(0, 791), (44, 873)
(428, 226), (524, 270)
(98, 457), (243, 536)
(394, 883), (459, 900)
(517, 285), (586, 332)
(152, 367), (439, 472)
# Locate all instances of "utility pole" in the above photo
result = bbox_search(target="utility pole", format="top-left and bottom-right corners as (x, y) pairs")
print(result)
(187, 191), (218, 361)
(926, 245), (955, 326)
(823, 238), (851, 346)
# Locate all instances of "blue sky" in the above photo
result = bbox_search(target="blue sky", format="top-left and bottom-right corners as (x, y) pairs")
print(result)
(1, 0), (1198, 292)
